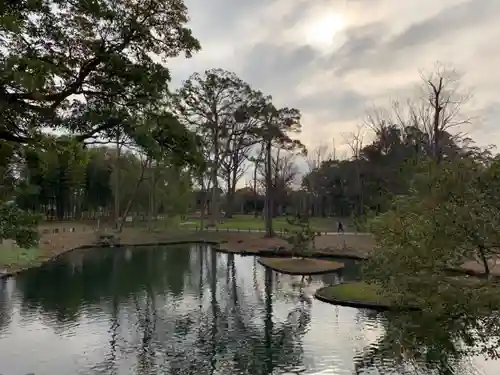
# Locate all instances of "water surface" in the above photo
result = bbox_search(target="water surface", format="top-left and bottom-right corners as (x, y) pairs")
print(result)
(0, 244), (497, 374)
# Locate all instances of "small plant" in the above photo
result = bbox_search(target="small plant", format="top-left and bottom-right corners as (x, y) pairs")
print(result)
(0, 202), (40, 249)
(283, 213), (319, 257)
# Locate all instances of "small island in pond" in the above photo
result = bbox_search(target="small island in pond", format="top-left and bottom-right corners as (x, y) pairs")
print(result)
(315, 282), (420, 311)
(258, 257), (344, 275)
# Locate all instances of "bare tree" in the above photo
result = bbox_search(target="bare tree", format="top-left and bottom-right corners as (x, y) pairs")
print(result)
(258, 149), (299, 217)
(419, 63), (472, 163)
(342, 124), (366, 215)
(304, 142), (335, 216)
(341, 124), (365, 160)
(387, 63), (472, 163)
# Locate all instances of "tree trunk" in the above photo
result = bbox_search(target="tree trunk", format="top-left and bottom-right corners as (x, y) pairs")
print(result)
(225, 170), (233, 218)
(208, 111), (220, 227)
(433, 103), (443, 164)
(114, 126), (121, 229)
(253, 162), (259, 218)
(148, 160), (155, 231)
(209, 177), (219, 226)
(264, 140), (273, 237)
(56, 197), (64, 221)
(225, 192), (234, 218)
(118, 156), (149, 233)
(199, 176), (211, 232)
(478, 245), (491, 278)
(354, 160), (363, 216)
(225, 155), (239, 218)
(431, 77), (444, 164)
(199, 194), (206, 232)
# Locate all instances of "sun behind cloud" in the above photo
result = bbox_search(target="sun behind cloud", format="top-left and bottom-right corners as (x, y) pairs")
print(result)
(303, 12), (346, 49)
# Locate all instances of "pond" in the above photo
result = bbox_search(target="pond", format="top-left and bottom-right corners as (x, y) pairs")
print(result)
(0, 244), (497, 375)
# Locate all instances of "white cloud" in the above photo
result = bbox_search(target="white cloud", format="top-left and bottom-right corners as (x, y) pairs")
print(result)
(167, 0), (500, 155)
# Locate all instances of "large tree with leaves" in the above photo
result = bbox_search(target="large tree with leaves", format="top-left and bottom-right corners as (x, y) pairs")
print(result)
(0, 0), (200, 144)
(249, 97), (305, 237)
(173, 69), (254, 226)
(0, 0), (201, 244)
(364, 156), (500, 315)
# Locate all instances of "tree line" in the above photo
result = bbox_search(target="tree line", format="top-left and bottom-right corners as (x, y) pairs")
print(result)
(0, 0), (311, 242)
(0, 0), (492, 243)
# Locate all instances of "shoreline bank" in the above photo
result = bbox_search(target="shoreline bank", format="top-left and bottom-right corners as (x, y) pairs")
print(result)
(0, 227), (495, 280)
(314, 282), (421, 311)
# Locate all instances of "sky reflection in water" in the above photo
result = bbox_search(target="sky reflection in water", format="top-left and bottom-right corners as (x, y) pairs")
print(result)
(0, 244), (497, 375)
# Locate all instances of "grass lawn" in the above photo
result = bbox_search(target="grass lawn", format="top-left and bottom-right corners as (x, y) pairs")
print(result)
(316, 282), (386, 305)
(258, 257), (344, 275)
(181, 214), (351, 232)
(0, 245), (42, 272)
(315, 282), (420, 310)
(313, 281), (422, 311)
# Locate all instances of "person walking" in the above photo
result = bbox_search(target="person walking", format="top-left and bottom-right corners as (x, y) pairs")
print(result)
(337, 220), (344, 233)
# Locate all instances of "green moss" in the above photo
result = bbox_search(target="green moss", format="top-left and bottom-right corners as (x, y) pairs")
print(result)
(317, 282), (386, 304)
(0, 246), (41, 271)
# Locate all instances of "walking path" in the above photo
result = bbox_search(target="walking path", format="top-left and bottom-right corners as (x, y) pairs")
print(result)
(188, 227), (371, 236)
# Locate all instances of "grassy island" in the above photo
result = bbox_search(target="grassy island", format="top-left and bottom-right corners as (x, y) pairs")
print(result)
(315, 282), (420, 311)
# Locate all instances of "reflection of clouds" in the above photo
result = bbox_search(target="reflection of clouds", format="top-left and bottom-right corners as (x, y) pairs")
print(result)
(125, 248), (132, 262)
(0, 307), (110, 375)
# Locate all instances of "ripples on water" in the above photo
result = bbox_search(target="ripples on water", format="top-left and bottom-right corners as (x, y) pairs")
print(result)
(0, 244), (496, 375)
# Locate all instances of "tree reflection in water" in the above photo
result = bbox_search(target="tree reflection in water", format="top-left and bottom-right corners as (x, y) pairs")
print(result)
(354, 310), (498, 375)
(0, 277), (14, 332)
(161, 247), (312, 374)
(19, 245), (313, 374)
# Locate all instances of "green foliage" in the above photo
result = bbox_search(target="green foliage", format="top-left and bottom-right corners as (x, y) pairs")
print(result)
(84, 147), (113, 210)
(351, 208), (377, 232)
(0, 202), (39, 248)
(252, 100), (305, 152)
(14, 138), (195, 220)
(0, 140), (19, 200)
(0, 0), (200, 144)
(302, 124), (477, 219)
(0, 0), (206, 238)
(16, 137), (88, 219)
(131, 108), (204, 170)
(283, 214), (318, 256)
(363, 157), (500, 315)
(0, 246), (40, 271)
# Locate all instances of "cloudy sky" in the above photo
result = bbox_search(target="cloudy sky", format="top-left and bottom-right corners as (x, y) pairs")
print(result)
(168, 0), (500, 155)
